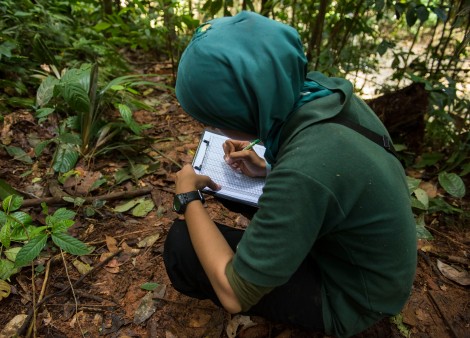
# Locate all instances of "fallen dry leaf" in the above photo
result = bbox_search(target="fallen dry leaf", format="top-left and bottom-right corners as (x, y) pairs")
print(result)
(137, 233), (160, 248)
(106, 235), (119, 253)
(226, 315), (257, 338)
(72, 259), (93, 275)
(122, 242), (140, 255)
(0, 314), (28, 338)
(133, 292), (157, 324)
(104, 258), (122, 274)
(419, 181), (438, 198)
(437, 260), (470, 286)
(415, 308), (429, 321)
(188, 312), (212, 328)
(0, 280), (11, 301)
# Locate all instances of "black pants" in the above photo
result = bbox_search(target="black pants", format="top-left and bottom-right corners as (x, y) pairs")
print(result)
(163, 219), (324, 331)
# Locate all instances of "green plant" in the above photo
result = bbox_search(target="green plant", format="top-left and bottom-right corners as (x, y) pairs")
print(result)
(0, 195), (92, 281)
(33, 63), (164, 172)
(408, 172), (466, 239)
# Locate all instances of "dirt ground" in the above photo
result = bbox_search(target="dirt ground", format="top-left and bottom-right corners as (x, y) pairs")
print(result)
(0, 77), (469, 338)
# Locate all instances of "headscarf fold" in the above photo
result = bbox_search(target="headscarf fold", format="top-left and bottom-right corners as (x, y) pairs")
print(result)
(176, 11), (332, 164)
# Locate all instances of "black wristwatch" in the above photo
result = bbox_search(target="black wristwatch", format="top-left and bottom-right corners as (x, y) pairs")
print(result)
(173, 190), (205, 214)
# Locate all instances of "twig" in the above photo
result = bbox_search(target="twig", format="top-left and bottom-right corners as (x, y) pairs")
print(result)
(418, 251), (448, 289)
(425, 226), (470, 249)
(150, 145), (182, 169)
(17, 249), (123, 336)
(428, 291), (460, 338)
(21, 187), (153, 207)
(86, 228), (161, 245)
(25, 262), (37, 338)
(61, 249), (85, 337)
(26, 257), (55, 337)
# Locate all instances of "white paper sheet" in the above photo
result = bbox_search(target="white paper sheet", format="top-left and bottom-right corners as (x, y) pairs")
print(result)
(193, 130), (266, 207)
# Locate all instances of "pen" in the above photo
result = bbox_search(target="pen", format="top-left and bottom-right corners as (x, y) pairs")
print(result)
(242, 139), (261, 151)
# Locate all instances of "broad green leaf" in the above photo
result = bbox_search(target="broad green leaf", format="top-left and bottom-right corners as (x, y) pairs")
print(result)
(130, 163), (149, 180)
(62, 196), (85, 206)
(406, 177), (421, 195)
(460, 162), (470, 177)
(438, 172), (466, 198)
(2, 195), (23, 212)
(60, 82), (90, 114)
(0, 259), (18, 280)
(431, 7), (447, 22)
(35, 107), (55, 119)
(416, 5), (429, 22)
(411, 197), (427, 210)
(413, 188), (429, 209)
(51, 219), (75, 233)
(58, 133), (82, 146)
(428, 198), (463, 214)
(110, 85), (125, 91)
(0, 220), (11, 248)
(406, 6), (418, 27)
(5, 146), (33, 164)
(140, 282), (159, 291)
(60, 65), (91, 93)
(0, 211), (5, 224)
(394, 3), (406, 19)
(15, 233), (48, 267)
(114, 168), (132, 185)
(118, 104), (142, 135)
(4, 247), (21, 262)
(53, 143), (79, 173)
(93, 22), (111, 32)
(34, 139), (53, 157)
(415, 214), (433, 240)
(0, 180), (18, 200)
(11, 225), (47, 241)
(414, 152), (444, 168)
(114, 198), (143, 213)
(9, 211), (33, 227)
(52, 208), (76, 221)
(90, 178), (106, 191)
(0, 41), (16, 59)
(36, 76), (59, 107)
(51, 232), (91, 256)
(375, 0), (384, 12)
(132, 199), (155, 217)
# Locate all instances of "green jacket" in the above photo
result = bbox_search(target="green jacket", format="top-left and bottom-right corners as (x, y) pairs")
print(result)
(230, 72), (417, 337)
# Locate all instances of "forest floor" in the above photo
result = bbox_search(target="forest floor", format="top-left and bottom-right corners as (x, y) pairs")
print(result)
(0, 64), (469, 338)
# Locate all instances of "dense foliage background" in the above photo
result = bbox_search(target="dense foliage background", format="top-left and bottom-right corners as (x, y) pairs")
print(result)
(1, 0), (468, 173)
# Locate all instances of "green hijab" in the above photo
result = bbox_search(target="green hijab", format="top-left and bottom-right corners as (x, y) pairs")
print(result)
(176, 11), (331, 163)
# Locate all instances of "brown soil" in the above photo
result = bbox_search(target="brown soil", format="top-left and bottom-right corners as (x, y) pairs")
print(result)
(0, 79), (469, 338)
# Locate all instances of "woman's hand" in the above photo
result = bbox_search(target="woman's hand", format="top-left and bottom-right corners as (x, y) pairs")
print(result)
(223, 140), (267, 177)
(175, 164), (221, 194)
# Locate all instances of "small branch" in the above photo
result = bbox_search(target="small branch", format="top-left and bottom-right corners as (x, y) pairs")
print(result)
(150, 145), (182, 169)
(428, 291), (460, 338)
(21, 187), (154, 208)
(425, 226), (470, 249)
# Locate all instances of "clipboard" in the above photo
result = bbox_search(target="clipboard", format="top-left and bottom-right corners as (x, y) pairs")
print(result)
(192, 129), (266, 207)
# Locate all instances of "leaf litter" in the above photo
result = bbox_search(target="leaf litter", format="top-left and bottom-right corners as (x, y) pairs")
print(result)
(0, 71), (469, 338)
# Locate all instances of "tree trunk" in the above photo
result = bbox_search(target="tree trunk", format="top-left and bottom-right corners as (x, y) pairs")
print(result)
(306, 0), (328, 67)
(260, 0), (272, 17)
(102, 0), (112, 15)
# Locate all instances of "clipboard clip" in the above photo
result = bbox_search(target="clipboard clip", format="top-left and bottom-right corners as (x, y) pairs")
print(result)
(193, 139), (210, 171)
